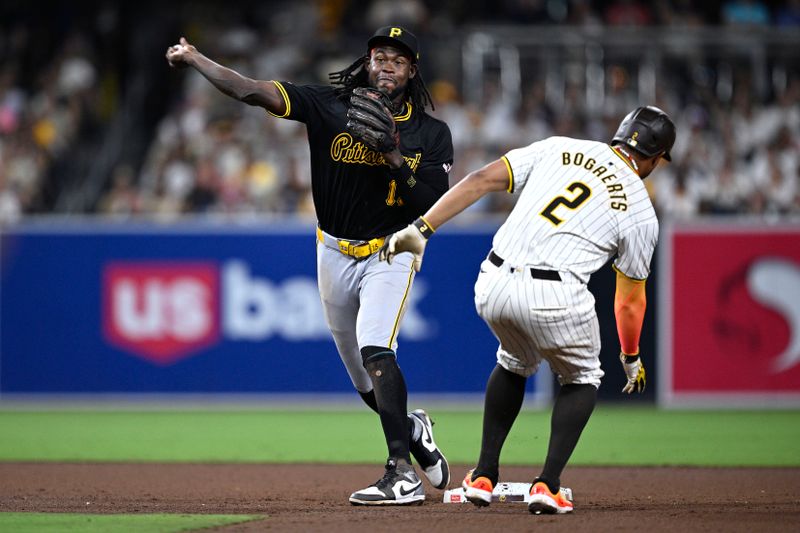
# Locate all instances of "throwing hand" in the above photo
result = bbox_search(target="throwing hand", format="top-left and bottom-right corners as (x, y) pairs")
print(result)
(166, 37), (197, 68)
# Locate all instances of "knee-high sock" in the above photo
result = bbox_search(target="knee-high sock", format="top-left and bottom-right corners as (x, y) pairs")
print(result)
(362, 347), (410, 462)
(473, 364), (527, 485)
(538, 383), (597, 493)
(359, 389), (418, 444)
(359, 390), (379, 413)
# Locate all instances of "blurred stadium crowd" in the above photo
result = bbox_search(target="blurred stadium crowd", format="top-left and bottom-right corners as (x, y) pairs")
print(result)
(0, 0), (798, 225)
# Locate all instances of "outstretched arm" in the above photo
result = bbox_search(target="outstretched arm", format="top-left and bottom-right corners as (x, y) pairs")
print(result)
(379, 158), (511, 271)
(166, 37), (286, 114)
(423, 158), (511, 228)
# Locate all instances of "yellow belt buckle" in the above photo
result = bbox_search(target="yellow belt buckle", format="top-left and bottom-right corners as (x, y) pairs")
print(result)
(338, 240), (351, 255)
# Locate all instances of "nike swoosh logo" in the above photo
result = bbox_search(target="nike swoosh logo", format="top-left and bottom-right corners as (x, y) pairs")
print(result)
(421, 427), (437, 453)
(397, 482), (422, 496)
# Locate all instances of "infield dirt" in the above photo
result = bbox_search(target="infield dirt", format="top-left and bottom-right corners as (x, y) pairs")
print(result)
(1, 463), (798, 532)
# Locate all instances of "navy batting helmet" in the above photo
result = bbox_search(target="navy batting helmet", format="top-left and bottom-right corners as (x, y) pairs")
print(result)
(612, 106), (676, 161)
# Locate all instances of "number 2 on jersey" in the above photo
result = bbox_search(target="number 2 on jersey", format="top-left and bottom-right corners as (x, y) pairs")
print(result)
(540, 182), (591, 226)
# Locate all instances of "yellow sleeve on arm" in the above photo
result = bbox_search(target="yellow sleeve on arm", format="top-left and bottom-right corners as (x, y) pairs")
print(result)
(613, 265), (647, 355)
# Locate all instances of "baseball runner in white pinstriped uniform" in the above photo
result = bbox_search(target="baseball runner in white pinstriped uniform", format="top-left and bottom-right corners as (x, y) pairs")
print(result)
(480, 136), (658, 385)
(381, 106), (676, 515)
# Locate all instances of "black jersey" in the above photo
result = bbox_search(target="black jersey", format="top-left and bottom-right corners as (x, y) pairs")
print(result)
(270, 81), (453, 240)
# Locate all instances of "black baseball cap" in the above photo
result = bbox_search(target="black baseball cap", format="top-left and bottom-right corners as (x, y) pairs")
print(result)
(367, 26), (419, 63)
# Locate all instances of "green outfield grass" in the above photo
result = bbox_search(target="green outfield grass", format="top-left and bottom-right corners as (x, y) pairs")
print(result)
(3, 407), (797, 531)
(1, 406), (798, 466)
(0, 513), (263, 532)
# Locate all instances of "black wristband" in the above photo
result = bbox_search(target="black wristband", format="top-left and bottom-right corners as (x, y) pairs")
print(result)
(413, 217), (435, 240)
(388, 161), (417, 189)
(622, 355), (640, 364)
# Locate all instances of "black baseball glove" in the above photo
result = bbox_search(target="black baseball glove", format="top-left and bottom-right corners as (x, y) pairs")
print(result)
(346, 87), (399, 153)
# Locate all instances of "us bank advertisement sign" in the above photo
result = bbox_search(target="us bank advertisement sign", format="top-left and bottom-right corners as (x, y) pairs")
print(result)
(0, 220), (548, 399)
(659, 222), (800, 407)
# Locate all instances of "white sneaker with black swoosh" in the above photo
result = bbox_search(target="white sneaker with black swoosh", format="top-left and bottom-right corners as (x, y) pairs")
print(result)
(409, 409), (451, 489)
(349, 458), (425, 505)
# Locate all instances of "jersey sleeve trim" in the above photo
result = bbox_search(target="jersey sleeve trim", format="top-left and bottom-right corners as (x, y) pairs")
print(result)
(612, 263), (647, 283)
(501, 155), (514, 193)
(267, 80), (291, 118)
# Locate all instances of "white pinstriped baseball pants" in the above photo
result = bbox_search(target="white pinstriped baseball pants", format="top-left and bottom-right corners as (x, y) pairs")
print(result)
(473, 258), (604, 388)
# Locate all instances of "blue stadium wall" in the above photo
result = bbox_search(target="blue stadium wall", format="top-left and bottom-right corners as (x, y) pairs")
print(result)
(0, 220), (652, 401)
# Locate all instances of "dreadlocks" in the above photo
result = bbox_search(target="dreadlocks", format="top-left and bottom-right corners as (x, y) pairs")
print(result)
(329, 55), (435, 111)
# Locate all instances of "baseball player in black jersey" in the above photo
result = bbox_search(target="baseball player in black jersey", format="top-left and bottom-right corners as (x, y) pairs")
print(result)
(166, 26), (453, 505)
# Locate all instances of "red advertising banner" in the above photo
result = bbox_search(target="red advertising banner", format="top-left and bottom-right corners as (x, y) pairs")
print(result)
(664, 225), (800, 405)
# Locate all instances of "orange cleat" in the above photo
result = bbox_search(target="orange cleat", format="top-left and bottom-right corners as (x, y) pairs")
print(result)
(461, 469), (494, 507)
(527, 481), (574, 514)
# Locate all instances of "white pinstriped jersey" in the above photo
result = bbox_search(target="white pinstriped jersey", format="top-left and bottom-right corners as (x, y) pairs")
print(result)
(494, 136), (659, 283)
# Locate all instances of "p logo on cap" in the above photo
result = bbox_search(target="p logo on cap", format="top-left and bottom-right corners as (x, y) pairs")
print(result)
(368, 26), (420, 62)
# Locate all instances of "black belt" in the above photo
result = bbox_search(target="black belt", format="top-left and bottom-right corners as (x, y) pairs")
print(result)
(488, 251), (562, 281)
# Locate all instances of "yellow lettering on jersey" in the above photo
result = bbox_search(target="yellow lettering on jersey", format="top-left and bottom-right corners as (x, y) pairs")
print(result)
(540, 181), (592, 226)
(404, 152), (421, 171)
(330, 133), (421, 171)
(386, 180), (398, 206)
(560, 150), (629, 211)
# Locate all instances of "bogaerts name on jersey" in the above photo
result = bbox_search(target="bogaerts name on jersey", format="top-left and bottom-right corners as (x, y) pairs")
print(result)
(562, 151), (628, 211)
